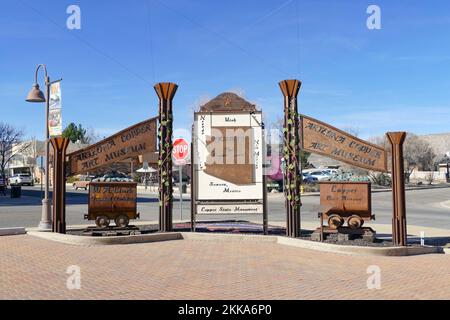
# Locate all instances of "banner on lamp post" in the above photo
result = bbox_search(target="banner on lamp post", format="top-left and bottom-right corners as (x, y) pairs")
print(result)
(49, 81), (62, 137)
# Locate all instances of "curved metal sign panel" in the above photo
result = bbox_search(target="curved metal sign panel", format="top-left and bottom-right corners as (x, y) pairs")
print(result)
(300, 115), (387, 172)
(67, 117), (157, 175)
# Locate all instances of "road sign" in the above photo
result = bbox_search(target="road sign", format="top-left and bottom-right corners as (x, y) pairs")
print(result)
(172, 138), (189, 221)
(172, 138), (189, 165)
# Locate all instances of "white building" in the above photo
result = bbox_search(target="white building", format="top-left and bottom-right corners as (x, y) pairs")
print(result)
(7, 139), (87, 182)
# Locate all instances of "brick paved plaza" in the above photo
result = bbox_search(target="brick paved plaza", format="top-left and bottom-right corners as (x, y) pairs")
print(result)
(1, 234), (450, 300)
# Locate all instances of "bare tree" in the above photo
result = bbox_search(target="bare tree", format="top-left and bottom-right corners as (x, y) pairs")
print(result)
(340, 125), (360, 138)
(84, 127), (101, 144)
(369, 133), (436, 184)
(424, 154), (439, 185)
(403, 133), (436, 183)
(365, 135), (392, 186)
(0, 123), (29, 178)
(268, 117), (311, 168)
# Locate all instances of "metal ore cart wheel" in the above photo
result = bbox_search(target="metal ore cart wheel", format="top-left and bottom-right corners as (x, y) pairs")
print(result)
(115, 215), (130, 228)
(95, 215), (110, 228)
(328, 214), (344, 229)
(347, 215), (364, 229)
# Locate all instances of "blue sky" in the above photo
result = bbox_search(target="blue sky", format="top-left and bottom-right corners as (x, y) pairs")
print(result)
(1, 0), (450, 141)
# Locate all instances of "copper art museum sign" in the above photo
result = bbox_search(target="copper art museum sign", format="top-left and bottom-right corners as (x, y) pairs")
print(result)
(300, 115), (387, 172)
(67, 118), (157, 175)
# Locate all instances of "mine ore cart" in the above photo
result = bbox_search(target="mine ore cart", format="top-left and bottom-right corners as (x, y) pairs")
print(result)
(319, 181), (374, 229)
(86, 182), (140, 228)
(313, 181), (375, 242)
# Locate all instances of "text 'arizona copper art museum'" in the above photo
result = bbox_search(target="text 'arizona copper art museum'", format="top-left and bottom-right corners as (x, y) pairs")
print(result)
(44, 79), (408, 247)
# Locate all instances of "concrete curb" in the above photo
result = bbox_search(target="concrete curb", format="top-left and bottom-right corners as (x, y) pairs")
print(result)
(27, 230), (441, 256)
(182, 232), (278, 243)
(183, 232), (440, 256)
(0, 227), (26, 236)
(27, 231), (182, 246)
(276, 236), (441, 256)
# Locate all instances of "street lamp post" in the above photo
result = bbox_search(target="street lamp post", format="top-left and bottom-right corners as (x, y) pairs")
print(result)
(26, 64), (61, 230)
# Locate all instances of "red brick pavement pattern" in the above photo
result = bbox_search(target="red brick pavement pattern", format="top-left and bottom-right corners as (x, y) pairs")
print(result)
(1, 235), (450, 299)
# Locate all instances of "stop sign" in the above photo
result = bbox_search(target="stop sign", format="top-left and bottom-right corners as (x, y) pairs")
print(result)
(172, 138), (189, 164)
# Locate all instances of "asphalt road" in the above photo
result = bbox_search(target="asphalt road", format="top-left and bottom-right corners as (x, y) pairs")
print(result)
(0, 186), (449, 229)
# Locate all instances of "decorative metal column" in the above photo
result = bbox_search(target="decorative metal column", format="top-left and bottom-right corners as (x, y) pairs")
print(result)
(190, 127), (196, 232)
(386, 132), (407, 246)
(154, 82), (178, 232)
(262, 122), (268, 235)
(50, 137), (70, 234)
(279, 79), (302, 238)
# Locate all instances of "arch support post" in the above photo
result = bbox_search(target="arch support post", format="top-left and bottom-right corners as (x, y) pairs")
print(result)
(386, 132), (407, 246)
(279, 79), (302, 238)
(50, 137), (70, 234)
(154, 82), (178, 232)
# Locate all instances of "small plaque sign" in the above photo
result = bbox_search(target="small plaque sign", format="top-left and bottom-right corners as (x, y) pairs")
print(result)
(320, 182), (371, 214)
(196, 204), (263, 215)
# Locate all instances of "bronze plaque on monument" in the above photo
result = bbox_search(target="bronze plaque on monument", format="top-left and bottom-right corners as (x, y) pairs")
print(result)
(67, 118), (157, 175)
(204, 126), (254, 185)
(193, 92), (264, 202)
(300, 115), (387, 172)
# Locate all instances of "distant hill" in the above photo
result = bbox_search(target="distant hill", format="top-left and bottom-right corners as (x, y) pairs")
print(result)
(420, 133), (450, 157)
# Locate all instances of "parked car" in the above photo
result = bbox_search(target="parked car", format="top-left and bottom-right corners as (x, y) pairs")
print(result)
(322, 168), (340, 175)
(307, 170), (331, 182)
(73, 175), (95, 190)
(9, 173), (34, 186)
(302, 173), (318, 184)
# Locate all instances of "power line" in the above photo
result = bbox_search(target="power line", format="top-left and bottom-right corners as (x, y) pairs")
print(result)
(18, 0), (153, 86)
(153, 0), (290, 77)
(145, 0), (156, 82)
(296, 0), (301, 78)
(206, 0), (293, 55)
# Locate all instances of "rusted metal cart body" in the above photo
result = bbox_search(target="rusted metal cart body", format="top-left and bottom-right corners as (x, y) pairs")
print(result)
(319, 181), (374, 229)
(86, 182), (139, 228)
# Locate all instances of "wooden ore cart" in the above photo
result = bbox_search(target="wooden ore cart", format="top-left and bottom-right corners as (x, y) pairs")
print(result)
(319, 181), (374, 230)
(85, 182), (140, 228)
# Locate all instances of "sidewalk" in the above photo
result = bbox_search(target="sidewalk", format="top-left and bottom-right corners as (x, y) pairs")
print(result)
(2, 232), (450, 299)
(27, 219), (450, 242)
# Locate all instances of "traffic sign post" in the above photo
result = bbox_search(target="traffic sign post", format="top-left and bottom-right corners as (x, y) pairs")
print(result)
(172, 138), (190, 222)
